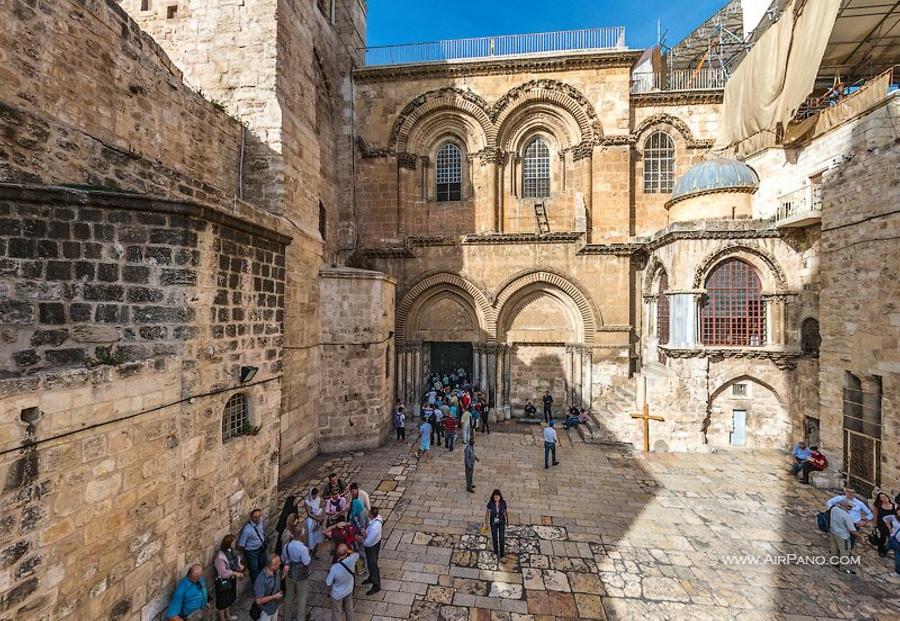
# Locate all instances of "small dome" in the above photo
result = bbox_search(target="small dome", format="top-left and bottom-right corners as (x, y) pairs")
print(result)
(670, 158), (759, 201)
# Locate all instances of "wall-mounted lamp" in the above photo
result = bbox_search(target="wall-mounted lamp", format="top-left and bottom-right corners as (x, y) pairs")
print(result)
(239, 366), (258, 383)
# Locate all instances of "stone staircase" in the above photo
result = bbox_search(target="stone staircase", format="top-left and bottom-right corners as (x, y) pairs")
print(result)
(565, 382), (637, 445)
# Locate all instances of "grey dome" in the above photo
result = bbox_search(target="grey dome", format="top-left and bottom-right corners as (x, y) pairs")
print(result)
(671, 158), (759, 201)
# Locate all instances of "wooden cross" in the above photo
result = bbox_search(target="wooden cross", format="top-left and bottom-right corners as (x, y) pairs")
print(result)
(631, 402), (665, 452)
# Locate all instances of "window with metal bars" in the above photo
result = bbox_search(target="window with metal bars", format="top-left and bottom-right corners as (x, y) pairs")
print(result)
(222, 393), (249, 441)
(700, 259), (766, 346)
(643, 131), (675, 193)
(656, 271), (669, 345)
(435, 142), (462, 202)
(522, 137), (550, 198)
(800, 317), (821, 356)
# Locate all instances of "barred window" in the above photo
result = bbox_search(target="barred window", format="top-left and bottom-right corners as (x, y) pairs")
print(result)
(656, 271), (669, 345)
(643, 131), (675, 193)
(801, 317), (821, 356)
(222, 394), (249, 441)
(522, 137), (551, 198)
(700, 259), (766, 346)
(436, 143), (462, 202)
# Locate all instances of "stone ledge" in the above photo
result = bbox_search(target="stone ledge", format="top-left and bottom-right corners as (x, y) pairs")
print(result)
(0, 183), (291, 246)
(319, 266), (397, 285)
(630, 90), (724, 107)
(353, 50), (643, 83)
(463, 232), (585, 245)
(659, 346), (804, 369)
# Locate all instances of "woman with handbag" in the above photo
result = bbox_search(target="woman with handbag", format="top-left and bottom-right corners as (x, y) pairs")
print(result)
(872, 492), (897, 556)
(483, 489), (509, 558)
(213, 534), (245, 621)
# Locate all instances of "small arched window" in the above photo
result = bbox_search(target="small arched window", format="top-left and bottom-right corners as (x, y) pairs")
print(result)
(522, 137), (551, 198)
(436, 142), (462, 202)
(643, 131), (675, 193)
(700, 259), (766, 346)
(222, 394), (249, 441)
(656, 271), (669, 346)
(801, 318), (821, 356)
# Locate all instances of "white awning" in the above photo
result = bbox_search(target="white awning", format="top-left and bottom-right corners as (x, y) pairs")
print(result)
(715, 0), (843, 150)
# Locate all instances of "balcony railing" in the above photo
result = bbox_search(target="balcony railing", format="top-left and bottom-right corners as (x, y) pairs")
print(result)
(630, 67), (727, 93)
(364, 27), (626, 66)
(776, 185), (823, 227)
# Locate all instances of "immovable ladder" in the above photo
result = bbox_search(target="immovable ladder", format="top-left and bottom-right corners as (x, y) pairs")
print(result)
(534, 202), (550, 233)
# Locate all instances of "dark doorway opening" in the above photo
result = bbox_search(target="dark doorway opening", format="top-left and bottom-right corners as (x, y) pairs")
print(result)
(429, 342), (472, 382)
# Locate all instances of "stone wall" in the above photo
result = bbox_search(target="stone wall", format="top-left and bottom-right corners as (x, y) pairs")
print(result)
(0, 187), (288, 620)
(818, 98), (900, 491)
(118, 0), (370, 476)
(317, 268), (396, 452)
(1, 0), (244, 202)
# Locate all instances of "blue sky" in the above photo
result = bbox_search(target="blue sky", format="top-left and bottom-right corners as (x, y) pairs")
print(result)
(365, 0), (729, 50)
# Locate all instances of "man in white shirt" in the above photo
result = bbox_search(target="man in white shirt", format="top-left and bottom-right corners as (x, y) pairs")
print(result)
(829, 498), (859, 573)
(282, 539), (311, 621)
(826, 488), (873, 527)
(543, 421), (559, 469)
(325, 544), (359, 621)
(361, 507), (384, 595)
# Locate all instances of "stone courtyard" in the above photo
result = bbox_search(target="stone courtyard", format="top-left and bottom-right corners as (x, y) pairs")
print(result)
(247, 426), (899, 621)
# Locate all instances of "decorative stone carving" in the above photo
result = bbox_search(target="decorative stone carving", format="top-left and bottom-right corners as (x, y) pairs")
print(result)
(397, 151), (417, 169)
(630, 113), (711, 149)
(692, 244), (789, 289)
(356, 136), (392, 159)
(660, 346), (803, 370)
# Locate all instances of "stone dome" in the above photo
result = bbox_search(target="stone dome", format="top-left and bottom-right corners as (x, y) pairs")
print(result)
(670, 158), (759, 202)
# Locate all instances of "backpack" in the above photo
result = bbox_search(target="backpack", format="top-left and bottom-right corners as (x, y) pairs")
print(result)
(816, 509), (830, 533)
(393, 412), (403, 428)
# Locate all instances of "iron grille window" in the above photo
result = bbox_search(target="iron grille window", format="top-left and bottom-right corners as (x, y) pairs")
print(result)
(436, 143), (462, 202)
(800, 317), (821, 355)
(522, 138), (550, 198)
(643, 131), (675, 193)
(656, 271), (669, 345)
(318, 201), (327, 240)
(222, 394), (248, 441)
(700, 259), (766, 346)
(732, 383), (747, 397)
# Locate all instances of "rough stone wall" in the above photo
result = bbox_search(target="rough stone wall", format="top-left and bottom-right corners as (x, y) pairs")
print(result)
(818, 99), (900, 491)
(508, 344), (569, 413)
(2, 0), (243, 202)
(706, 377), (791, 448)
(317, 268), (396, 452)
(0, 188), (287, 620)
(119, 0), (370, 477)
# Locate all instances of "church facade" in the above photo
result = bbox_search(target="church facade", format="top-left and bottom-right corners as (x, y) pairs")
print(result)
(0, 0), (896, 619)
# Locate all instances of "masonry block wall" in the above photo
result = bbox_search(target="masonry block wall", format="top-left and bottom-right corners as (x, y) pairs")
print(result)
(0, 1), (293, 618)
(318, 268), (396, 452)
(119, 0), (369, 476)
(818, 100), (900, 491)
(0, 187), (288, 620)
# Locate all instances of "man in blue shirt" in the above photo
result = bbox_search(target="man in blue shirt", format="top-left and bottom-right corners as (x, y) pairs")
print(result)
(827, 488), (874, 527)
(283, 539), (311, 621)
(238, 508), (268, 586)
(253, 553), (284, 621)
(165, 564), (208, 621)
(790, 440), (812, 475)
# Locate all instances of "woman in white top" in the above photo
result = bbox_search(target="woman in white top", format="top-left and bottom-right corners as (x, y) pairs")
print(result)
(304, 487), (325, 558)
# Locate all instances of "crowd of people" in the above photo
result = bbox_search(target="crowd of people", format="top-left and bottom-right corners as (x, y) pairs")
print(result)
(791, 441), (900, 576)
(165, 474), (383, 621)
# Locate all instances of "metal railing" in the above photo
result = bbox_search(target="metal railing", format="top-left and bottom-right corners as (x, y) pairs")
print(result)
(630, 67), (727, 93)
(364, 27), (626, 66)
(776, 184), (823, 222)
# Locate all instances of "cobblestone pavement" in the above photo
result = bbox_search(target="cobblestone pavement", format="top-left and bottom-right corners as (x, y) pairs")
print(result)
(242, 424), (900, 620)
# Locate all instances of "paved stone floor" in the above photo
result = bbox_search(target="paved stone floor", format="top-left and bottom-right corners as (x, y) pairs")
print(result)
(244, 425), (900, 620)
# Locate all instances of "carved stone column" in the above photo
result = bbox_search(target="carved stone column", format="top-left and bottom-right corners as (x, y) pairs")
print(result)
(581, 347), (593, 410)
(762, 293), (789, 346)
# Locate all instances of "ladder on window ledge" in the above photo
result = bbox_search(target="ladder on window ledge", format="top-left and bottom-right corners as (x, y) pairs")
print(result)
(534, 202), (550, 234)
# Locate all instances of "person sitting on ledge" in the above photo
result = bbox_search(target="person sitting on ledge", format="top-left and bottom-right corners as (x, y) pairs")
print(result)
(798, 446), (828, 484)
(563, 406), (581, 429)
(523, 400), (537, 418)
(166, 564), (209, 621)
(790, 440), (812, 476)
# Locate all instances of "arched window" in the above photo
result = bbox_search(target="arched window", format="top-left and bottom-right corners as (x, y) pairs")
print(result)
(643, 131), (675, 193)
(222, 393), (249, 441)
(801, 318), (821, 356)
(656, 271), (669, 345)
(522, 137), (551, 198)
(435, 142), (462, 202)
(700, 259), (766, 346)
